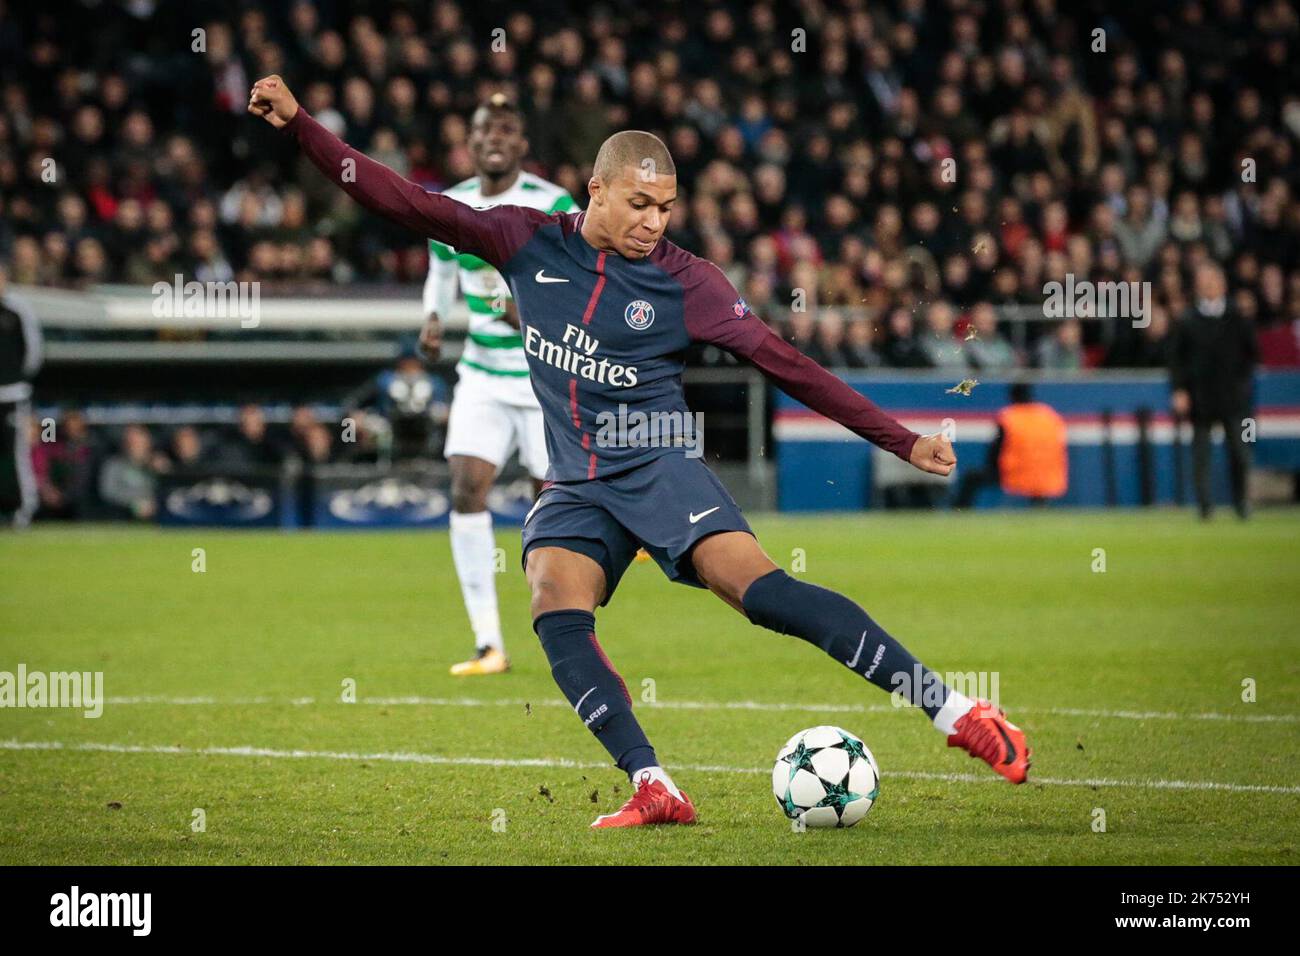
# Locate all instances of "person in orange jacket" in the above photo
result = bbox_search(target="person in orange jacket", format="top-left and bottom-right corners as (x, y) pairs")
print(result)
(956, 383), (1068, 506)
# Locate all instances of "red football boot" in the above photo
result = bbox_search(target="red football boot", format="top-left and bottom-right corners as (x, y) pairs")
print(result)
(947, 699), (1032, 784)
(590, 777), (697, 828)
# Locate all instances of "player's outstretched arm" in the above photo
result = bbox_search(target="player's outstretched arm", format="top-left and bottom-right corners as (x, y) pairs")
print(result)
(748, 327), (954, 475)
(684, 265), (954, 475)
(247, 75), (528, 266)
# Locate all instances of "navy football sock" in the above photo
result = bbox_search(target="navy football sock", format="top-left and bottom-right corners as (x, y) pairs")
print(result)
(534, 609), (657, 775)
(741, 569), (952, 719)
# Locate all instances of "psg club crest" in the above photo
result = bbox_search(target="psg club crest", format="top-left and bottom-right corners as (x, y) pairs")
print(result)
(624, 299), (655, 330)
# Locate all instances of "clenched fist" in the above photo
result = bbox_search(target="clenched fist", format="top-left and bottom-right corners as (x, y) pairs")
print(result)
(247, 75), (300, 129)
(909, 432), (957, 476)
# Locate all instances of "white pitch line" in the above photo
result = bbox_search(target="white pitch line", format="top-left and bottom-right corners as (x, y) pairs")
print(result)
(100, 695), (1300, 724)
(1039, 706), (1300, 724)
(106, 695), (318, 706)
(3, 739), (1298, 795)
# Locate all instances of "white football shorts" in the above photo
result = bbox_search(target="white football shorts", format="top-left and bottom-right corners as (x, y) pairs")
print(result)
(444, 364), (548, 479)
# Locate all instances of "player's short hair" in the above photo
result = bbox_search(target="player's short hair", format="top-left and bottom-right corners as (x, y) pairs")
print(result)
(593, 130), (676, 183)
(472, 92), (523, 124)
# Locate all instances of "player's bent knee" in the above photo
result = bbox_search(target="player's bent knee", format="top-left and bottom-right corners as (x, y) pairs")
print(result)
(529, 578), (602, 617)
(451, 487), (489, 514)
(448, 456), (496, 513)
(449, 474), (491, 514)
(526, 548), (603, 617)
(528, 576), (575, 617)
(691, 532), (779, 609)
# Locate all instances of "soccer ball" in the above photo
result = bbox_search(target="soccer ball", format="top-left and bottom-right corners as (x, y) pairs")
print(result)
(772, 725), (880, 828)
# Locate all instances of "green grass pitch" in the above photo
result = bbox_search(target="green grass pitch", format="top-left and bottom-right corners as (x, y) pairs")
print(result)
(1, 509), (1297, 865)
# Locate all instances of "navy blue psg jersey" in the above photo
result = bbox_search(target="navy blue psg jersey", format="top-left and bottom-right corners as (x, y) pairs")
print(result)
(509, 220), (721, 478)
(287, 109), (920, 481)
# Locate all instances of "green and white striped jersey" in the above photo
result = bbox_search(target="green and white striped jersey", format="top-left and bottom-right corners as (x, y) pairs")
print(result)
(423, 172), (577, 378)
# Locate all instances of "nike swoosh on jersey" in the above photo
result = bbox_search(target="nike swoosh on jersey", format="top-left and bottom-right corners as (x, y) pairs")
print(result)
(688, 507), (721, 523)
(535, 270), (569, 283)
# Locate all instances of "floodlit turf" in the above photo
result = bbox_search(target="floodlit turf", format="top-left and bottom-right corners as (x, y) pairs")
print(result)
(1, 509), (1298, 865)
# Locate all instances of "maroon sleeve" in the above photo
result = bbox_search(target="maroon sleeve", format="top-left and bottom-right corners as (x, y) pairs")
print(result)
(683, 261), (919, 462)
(282, 107), (541, 270)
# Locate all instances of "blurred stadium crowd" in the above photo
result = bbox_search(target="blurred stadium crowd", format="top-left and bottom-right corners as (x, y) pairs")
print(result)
(1, 0), (1298, 370)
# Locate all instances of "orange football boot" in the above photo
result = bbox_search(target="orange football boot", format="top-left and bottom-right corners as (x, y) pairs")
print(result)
(590, 777), (697, 828)
(947, 699), (1032, 783)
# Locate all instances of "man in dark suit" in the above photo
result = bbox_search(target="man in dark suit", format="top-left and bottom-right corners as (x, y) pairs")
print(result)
(1170, 262), (1257, 519)
(0, 261), (43, 528)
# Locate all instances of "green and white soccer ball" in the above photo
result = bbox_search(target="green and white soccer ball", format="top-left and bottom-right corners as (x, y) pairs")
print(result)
(772, 725), (880, 828)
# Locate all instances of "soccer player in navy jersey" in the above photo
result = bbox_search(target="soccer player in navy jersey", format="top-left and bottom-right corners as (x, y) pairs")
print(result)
(250, 75), (1032, 828)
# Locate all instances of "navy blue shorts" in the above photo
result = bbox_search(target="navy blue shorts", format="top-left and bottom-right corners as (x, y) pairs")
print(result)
(520, 453), (752, 605)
